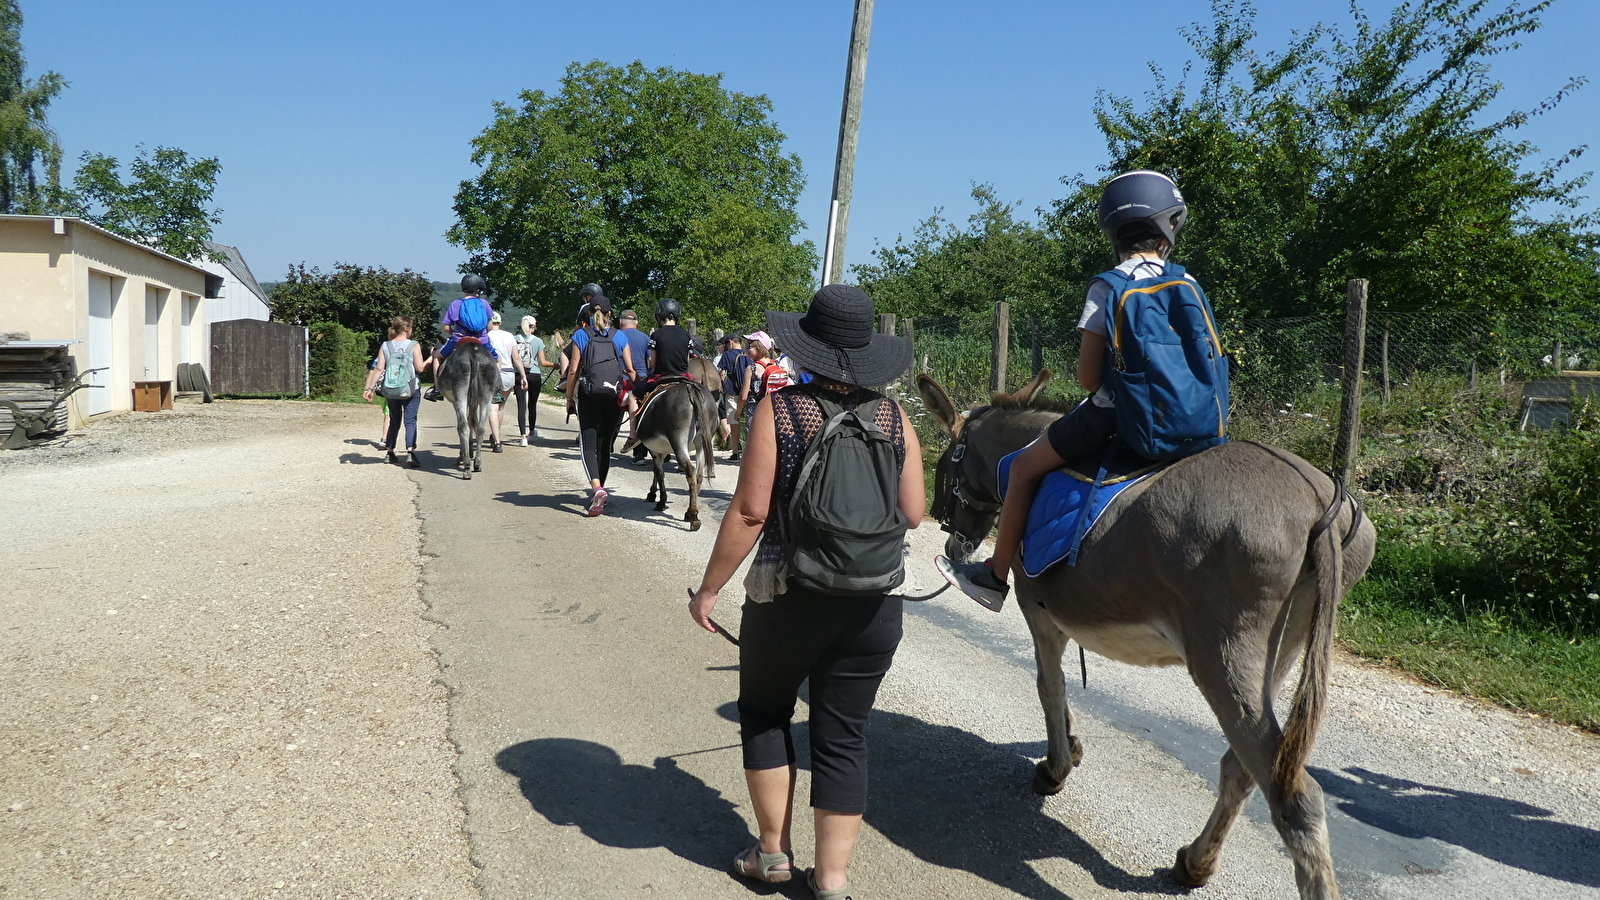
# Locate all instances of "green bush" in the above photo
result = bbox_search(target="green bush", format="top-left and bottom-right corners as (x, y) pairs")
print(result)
(308, 321), (373, 399)
(1501, 401), (1600, 632)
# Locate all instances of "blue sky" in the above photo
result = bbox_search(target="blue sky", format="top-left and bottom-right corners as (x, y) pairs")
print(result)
(23, 0), (1600, 292)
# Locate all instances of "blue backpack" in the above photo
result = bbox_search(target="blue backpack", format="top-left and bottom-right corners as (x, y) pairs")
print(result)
(1096, 261), (1229, 462)
(457, 296), (491, 334)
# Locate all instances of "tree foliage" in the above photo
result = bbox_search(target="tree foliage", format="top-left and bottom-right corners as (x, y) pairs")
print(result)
(853, 184), (1065, 329)
(69, 145), (224, 261)
(269, 263), (435, 342)
(1053, 0), (1598, 316)
(0, 0), (67, 214)
(449, 60), (814, 328)
(857, 0), (1599, 324)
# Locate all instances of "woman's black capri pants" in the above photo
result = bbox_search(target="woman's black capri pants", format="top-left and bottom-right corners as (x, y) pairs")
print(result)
(738, 582), (903, 814)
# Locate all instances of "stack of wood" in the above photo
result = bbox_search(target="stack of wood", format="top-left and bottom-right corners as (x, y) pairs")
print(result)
(0, 339), (75, 439)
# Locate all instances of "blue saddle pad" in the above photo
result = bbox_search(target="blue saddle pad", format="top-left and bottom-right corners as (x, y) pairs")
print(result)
(997, 451), (1165, 578)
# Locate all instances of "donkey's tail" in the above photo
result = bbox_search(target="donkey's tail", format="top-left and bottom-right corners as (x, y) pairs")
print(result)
(1273, 483), (1345, 797)
(692, 383), (717, 479)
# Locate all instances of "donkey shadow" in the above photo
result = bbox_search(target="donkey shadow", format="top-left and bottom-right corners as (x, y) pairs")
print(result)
(1312, 765), (1600, 886)
(494, 738), (756, 877)
(711, 701), (1180, 899)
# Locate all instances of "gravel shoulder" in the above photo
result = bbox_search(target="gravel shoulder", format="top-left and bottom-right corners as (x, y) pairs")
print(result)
(0, 400), (476, 900)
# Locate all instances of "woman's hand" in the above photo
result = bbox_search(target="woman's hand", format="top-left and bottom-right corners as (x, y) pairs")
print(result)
(362, 387), (375, 402)
(689, 587), (720, 633)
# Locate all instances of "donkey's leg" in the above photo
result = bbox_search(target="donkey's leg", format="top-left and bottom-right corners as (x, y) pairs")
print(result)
(672, 429), (699, 531)
(453, 397), (472, 477)
(1019, 595), (1080, 794)
(651, 455), (668, 511)
(1174, 748), (1255, 887)
(1184, 643), (1339, 900)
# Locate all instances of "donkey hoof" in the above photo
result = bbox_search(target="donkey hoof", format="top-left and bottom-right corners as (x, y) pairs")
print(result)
(462, 471), (472, 481)
(1031, 759), (1068, 796)
(1172, 845), (1212, 887)
(472, 461), (482, 472)
(655, 502), (668, 513)
(689, 518), (701, 532)
(1069, 735), (1085, 767)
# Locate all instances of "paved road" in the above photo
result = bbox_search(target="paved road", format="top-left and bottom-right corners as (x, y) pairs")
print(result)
(413, 395), (1600, 900)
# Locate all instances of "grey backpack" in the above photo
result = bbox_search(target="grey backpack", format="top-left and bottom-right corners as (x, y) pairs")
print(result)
(784, 392), (908, 596)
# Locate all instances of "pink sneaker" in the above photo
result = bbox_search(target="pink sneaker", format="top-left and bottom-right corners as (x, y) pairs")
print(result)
(587, 488), (609, 517)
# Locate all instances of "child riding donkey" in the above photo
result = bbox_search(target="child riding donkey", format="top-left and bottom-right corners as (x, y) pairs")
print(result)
(425, 274), (499, 403)
(938, 170), (1229, 610)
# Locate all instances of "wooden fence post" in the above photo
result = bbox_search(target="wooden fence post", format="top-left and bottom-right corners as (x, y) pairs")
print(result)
(685, 318), (697, 340)
(1333, 279), (1368, 485)
(877, 313), (896, 337)
(1380, 322), (1391, 404)
(900, 317), (915, 388)
(990, 300), (1010, 394)
(1030, 315), (1042, 375)
(1554, 339), (1564, 375)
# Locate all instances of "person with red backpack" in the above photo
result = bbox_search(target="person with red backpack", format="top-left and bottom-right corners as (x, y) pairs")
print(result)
(564, 293), (627, 516)
(937, 170), (1227, 612)
(736, 330), (790, 445)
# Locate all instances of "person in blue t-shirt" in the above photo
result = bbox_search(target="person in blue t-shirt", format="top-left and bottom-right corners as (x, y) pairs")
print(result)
(425, 274), (498, 401)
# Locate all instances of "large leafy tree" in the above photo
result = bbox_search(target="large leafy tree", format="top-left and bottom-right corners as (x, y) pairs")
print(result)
(0, 0), (67, 214)
(449, 60), (814, 326)
(1049, 0), (1599, 316)
(268, 263), (436, 340)
(69, 145), (223, 261)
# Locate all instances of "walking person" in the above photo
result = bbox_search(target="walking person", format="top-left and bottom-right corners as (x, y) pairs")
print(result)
(689, 285), (925, 900)
(564, 293), (628, 516)
(715, 333), (751, 457)
(361, 316), (428, 468)
(514, 315), (551, 444)
(615, 309), (652, 460)
(485, 312), (527, 453)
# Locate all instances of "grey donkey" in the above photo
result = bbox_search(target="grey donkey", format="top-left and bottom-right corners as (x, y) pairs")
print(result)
(634, 380), (718, 531)
(437, 341), (498, 479)
(920, 371), (1376, 900)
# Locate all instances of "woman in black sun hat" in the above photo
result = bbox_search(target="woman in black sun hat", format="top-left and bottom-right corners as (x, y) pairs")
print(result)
(690, 284), (926, 900)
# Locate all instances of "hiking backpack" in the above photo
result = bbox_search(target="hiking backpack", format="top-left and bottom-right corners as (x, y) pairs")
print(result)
(1096, 260), (1229, 461)
(378, 339), (416, 400)
(784, 393), (909, 596)
(578, 326), (625, 399)
(457, 296), (491, 334)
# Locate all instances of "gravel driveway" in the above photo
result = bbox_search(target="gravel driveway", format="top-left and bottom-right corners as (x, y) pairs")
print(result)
(0, 400), (475, 900)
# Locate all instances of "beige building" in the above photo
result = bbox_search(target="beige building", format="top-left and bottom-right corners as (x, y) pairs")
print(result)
(0, 215), (218, 429)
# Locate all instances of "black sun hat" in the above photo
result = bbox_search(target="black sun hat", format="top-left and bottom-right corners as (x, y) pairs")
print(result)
(765, 284), (911, 386)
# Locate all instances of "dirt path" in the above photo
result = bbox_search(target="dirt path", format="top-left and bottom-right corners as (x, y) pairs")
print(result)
(0, 400), (475, 900)
(417, 394), (1600, 900)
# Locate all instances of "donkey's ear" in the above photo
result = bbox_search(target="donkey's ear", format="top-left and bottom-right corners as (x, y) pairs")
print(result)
(916, 374), (959, 435)
(1001, 369), (1053, 406)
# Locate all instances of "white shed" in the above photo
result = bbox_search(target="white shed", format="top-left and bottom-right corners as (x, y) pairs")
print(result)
(198, 241), (270, 323)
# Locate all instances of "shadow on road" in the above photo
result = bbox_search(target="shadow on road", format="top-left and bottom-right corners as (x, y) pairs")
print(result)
(492, 490), (588, 517)
(1312, 765), (1600, 887)
(707, 701), (1180, 899)
(494, 738), (767, 884)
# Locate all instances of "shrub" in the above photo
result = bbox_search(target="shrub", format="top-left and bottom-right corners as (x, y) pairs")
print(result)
(1501, 401), (1600, 633)
(308, 321), (372, 399)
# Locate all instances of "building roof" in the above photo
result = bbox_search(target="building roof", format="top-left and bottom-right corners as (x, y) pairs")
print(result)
(0, 214), (213, 277)
(202, 240), (269, 304)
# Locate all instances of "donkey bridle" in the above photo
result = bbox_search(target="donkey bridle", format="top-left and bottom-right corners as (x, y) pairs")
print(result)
(932, 407), (1005, 559)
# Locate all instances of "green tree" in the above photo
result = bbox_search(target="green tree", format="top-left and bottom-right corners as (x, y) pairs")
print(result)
(269, 263), (436, 343)
(449, 60), (813, 320)
(0, 0), (67, 213)
(853, 184), (1067, 330)
(69, 145), (224, 261)
(1047, 0), (1599, 317)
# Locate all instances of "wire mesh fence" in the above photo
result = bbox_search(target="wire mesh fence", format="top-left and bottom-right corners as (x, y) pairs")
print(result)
(906, 306), (1600, 415)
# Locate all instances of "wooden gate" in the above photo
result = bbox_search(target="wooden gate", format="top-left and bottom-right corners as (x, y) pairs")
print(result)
(210, 320), (307, 396)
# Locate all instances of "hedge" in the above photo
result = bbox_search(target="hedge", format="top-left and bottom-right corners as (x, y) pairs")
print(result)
(308, 321), (373, 398)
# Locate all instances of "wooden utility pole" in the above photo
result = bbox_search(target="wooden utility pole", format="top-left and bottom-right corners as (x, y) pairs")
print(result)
(1333, 279), (1369, 486)
(822, 0), (874, 285)
(990, 301), (1011, 394)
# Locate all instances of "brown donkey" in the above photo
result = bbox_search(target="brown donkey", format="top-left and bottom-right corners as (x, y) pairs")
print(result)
(919, 372), (1375, 900)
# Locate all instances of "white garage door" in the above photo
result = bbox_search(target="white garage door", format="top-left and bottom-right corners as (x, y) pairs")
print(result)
(87, 272), (115, 415)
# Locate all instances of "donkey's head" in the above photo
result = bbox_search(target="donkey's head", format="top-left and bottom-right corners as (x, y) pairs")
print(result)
(918, 370), (1066, 562)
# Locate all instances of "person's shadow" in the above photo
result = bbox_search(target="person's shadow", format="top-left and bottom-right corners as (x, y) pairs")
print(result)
(1312, 765), (1600, 886)
(710, 702), (1181, 899)
(494, 739), (756, 877)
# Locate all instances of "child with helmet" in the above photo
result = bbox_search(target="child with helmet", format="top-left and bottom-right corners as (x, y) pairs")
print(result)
(937, 170), (1198, 612)
(620, 298), (694, 450)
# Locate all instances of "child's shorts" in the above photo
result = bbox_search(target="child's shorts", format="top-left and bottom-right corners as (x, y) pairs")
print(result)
(1045, 398), (1117, 464)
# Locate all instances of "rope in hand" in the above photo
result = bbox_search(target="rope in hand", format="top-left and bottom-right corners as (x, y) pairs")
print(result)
(692, 581), (949, 650)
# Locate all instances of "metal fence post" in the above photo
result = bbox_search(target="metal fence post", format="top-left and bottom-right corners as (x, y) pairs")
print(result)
(1333, 279), (1368, 485)
(990, 301), (1010, 394)
(1380, 322), (1391, 404)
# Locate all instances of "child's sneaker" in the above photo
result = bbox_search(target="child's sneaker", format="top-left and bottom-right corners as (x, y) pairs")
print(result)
(935, 556), (1010, 612)
(587, 488), (609, 517)
(424, 387), (442, 402)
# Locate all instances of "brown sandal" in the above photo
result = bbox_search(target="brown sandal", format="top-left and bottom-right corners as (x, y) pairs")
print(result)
(731, 844), (794, 883)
